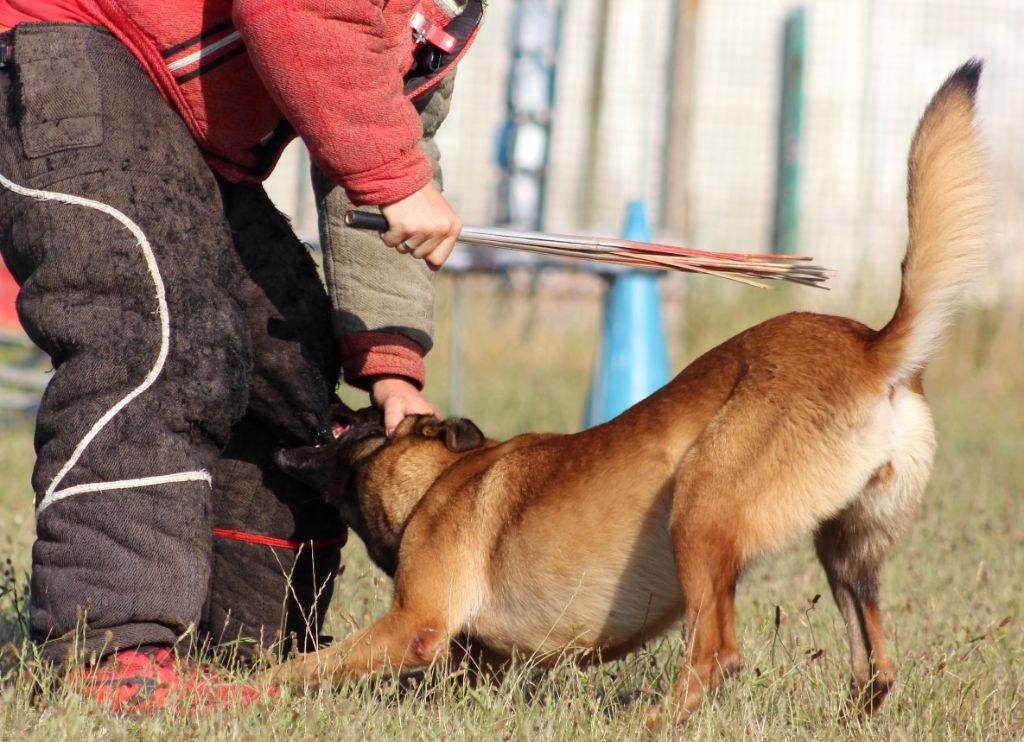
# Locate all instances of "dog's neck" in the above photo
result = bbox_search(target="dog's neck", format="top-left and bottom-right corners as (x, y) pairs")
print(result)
(353, 452), (462, 574)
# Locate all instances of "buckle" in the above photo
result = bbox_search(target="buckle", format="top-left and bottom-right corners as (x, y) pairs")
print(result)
(410, 12), (456, 53)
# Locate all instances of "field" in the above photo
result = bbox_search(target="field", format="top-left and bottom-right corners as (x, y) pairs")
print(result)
(1, 273), (1021, 739)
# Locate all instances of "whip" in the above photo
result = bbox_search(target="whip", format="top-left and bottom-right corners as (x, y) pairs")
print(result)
(346, 211), (834, 289)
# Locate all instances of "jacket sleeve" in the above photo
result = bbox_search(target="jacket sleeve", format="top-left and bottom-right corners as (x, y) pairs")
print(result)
(233, 0), (433, 205)
(314, 75), (458, 390)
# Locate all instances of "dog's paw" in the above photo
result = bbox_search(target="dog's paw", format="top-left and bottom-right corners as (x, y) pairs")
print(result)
(849, 667), (896, 715)
(643, 700), (698, 733)
(262, 658), (322, 697)
(642, 704), (666, 733)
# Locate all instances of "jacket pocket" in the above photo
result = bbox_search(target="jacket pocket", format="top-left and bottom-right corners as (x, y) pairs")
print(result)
(14, 24), (102, 158)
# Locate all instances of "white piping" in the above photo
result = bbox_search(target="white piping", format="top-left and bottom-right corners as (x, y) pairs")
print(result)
(0, 173), (212, 517)
(42, 472), (213, 512)
(167, 31), (242, 73)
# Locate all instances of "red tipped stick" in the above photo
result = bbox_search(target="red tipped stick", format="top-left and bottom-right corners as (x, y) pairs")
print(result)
(459, 227), (835, 289)
(345, 212), (835, 289)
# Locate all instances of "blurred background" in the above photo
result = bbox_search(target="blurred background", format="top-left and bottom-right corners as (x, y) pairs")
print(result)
(267, 0), (1024, 301)
(258, 0), (1024, 435)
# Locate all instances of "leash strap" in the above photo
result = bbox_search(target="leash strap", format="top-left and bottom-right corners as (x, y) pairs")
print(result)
(212, 527), (348, 551)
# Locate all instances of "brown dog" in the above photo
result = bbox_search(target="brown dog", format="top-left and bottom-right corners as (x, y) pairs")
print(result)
(273, 61), (989, 723)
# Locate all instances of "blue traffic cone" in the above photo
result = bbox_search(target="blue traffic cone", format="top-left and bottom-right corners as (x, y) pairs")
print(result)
(584, 201), (670, 427)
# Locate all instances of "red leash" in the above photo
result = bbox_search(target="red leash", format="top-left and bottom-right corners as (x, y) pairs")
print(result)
(212, 527), (347, 551)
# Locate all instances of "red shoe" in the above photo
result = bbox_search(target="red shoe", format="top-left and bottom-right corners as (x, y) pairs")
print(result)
(65, 645), (270, 713)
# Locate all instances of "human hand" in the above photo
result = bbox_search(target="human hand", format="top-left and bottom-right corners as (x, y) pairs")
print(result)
(369, 376), (439, 437)
(379, 182), (462, 270)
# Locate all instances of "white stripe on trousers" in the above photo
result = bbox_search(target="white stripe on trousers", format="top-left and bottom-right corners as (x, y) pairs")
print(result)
(0, 173), (212, 518)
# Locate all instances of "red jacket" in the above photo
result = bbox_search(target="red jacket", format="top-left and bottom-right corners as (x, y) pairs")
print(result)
(0, 0), (483, 388)
(1, 0), (481, 205)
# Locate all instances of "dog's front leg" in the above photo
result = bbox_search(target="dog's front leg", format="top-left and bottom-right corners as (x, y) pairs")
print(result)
(270, 606), (452, 689)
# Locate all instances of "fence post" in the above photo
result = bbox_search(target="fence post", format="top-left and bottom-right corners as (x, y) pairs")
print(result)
(772, 6), (806, 255)
(584, 201), (670, 427)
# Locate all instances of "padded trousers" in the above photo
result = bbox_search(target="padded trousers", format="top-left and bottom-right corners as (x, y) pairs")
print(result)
(0, 23), (345, 663)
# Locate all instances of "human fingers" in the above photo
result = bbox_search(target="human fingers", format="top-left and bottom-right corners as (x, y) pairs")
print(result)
(371, 377), (439, 436)
(422, 230), (460, 270)
(410, 212), (460, 268)
(380, 184), (460, 254)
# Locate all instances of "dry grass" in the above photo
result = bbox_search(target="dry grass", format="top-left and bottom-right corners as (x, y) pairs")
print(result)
(1, 272), (1021, 739)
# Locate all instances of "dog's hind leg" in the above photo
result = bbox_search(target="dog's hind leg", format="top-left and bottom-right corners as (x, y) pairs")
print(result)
(651, 511), (743, 727)
(815, 386), (935, 713)
(815, 510), (897, 714)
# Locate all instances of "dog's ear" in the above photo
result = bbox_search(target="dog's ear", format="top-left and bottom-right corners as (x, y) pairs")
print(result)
(422, 417), (486, 452)
(442, 418), (485, 452)
(273, 444), (336, 493)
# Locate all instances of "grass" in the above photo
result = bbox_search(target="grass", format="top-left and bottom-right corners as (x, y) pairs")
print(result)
(1, 272), (1022, 739)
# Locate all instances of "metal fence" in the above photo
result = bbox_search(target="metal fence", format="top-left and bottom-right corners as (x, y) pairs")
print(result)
(266, 0), (1024, 303)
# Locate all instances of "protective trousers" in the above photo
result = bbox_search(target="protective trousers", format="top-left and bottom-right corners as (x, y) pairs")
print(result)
(0, 24), (344, 663)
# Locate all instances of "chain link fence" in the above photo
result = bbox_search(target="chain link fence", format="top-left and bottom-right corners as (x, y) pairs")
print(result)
(267, 0), (1024, 304)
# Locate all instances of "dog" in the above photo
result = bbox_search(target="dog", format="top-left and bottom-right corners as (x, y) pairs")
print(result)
(272, 61), (990, 724)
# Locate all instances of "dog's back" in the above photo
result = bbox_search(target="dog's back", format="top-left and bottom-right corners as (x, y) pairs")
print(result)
(665, 60), (989, 550)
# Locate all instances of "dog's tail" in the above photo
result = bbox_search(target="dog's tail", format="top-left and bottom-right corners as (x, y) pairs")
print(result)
(874, 59), (991, 385)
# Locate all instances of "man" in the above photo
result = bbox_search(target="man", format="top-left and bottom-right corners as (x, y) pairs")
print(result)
(0, 0), (482, 711)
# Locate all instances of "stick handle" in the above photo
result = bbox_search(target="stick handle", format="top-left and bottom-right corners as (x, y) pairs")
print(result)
(344, 210), (390, 232)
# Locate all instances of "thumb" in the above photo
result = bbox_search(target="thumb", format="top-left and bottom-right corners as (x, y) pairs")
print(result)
(382, 396), (407, 438)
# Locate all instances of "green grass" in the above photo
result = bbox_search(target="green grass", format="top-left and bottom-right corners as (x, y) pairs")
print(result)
(1, 273), (1022, 739)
